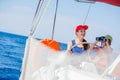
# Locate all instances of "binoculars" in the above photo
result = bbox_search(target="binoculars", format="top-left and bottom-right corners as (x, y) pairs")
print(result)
(96, 36), (107, 42)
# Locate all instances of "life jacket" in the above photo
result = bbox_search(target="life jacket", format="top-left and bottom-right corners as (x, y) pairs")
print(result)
(40, 38), (60, 51)
(71, 40), (84, 54)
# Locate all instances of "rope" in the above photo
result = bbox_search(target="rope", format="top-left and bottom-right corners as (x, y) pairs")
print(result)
(71, 42), (93, 61)
(29, 0), (51, 36)
(82, 3), (93, 60)
(29, 0), (44, 36)
(72, 42), (92, 49)
(33, 0), (43, 22)
(51, 0), (59, 40)
(83, 3), (92, 25)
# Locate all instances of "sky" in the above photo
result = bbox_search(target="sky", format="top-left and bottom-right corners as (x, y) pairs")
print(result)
(0, 0), (120, 51)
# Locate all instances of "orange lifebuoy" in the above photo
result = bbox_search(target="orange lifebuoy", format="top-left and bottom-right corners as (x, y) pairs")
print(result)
(40, 38), (60, 51)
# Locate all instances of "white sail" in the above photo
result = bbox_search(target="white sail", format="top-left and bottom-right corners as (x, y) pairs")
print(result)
(19, 37), (60, 80)
(108, 54), (120, 77)
(19, 37), (111, 80)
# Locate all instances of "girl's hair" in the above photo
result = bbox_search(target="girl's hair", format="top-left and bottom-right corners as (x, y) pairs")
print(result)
(83, 39), (89, 50)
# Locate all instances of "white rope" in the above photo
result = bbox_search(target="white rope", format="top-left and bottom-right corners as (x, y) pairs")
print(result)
(72, 42), (92, 49)
(83, 3), (92, 25)
(20, 0), (52, 79)
(30, 0), (52, 36)
(71, 42), (93, 61)
(29, 0), (44, 36)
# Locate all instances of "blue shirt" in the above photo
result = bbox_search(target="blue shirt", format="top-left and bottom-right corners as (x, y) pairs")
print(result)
(71, 40), (84, 54)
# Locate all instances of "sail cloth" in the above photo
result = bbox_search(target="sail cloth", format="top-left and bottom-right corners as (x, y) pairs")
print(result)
(110, 61), (120, 77)
(19, 37), (103, 80)
(76, 0), (120, 7)
(19, 37), (61, 80)
(108, 54), (120, 77)
(19, 37), (120, 80)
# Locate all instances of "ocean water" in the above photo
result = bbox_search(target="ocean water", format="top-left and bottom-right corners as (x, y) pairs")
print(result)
(0, 31), (67, 80)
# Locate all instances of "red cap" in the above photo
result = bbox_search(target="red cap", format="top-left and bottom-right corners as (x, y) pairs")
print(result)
(75, 25), (88, 32)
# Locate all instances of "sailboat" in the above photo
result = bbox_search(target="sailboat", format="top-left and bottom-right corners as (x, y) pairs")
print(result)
(19, 0), (120, 80)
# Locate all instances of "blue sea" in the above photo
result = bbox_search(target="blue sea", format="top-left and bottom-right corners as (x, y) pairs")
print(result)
(0, 31), (67, 80)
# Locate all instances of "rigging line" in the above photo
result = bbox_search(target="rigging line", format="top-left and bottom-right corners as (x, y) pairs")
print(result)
(51, 0), (59, 40)
(72, 42), (93, 48)
(83, 3), (92, 25)
(33, 0), (43, 21)
(30, 0), (52, 37)
(29, 0), (44, 36)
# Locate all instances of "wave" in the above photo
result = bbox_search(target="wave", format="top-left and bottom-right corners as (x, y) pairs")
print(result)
(0, 67), (20, 80)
